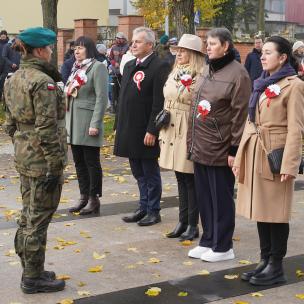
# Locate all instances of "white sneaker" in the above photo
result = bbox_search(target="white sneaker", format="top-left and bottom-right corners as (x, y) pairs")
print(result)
(201, 248), (235, 262)
(188, 246), (210, 259)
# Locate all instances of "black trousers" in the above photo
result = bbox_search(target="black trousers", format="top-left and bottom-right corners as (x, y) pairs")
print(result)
(175, 171), (199, 226)
(194, 163), (235, 252)
(71, 145), (102, 197)
(257, 222), (289, 261)
(112, 74), (122, 112)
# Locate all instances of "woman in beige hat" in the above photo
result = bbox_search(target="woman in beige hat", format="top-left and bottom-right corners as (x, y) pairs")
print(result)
(159, 34), (205, 241)
(292, 40), (304, 79)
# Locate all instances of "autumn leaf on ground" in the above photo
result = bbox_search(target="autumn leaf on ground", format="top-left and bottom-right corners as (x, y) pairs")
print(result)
(125, 264), (137, 269)
(5, 249), (15, 257)
(9, 261), (21, 266)
(114, 176), (126, 183)
(198, 270), (210, 275)
(232, 236), (241, 241)
(74, 249), (81, 253)
(88, 265), (103, 273)
(53, 245), (65, 250)
(0, 186), (6, 190)
(67, 175), (77, 180)
(64, 223), (75, 227)
(183, 261), (193, 266)
(72, 212), (80, 216)
(180, 240), (193, 246)
(234, 301), (249, 304)
(52, 213), (63, 219)
(239, 260), (252, 265)
(93, 252), (106, 260)
(149, 251), (158, 255)
(145, 287), (161, 297)
(77, 290), (91, 296)
(114, 226), (128, 231)
(80, 231), (92, 238)
(148, 257), (161, 264)
(224, 274), (239, 280)
(60, 197), (69, 204)
(296, 294), (304, 300)
(57, 299), (74, 304)
(56, 274), (71, 280)
(251, 292), (264, 297)
(296, 269), (304, 277)
(178, 291), (188, 297)
(127, 247), (138, 253)
(78, 281), (86, 287)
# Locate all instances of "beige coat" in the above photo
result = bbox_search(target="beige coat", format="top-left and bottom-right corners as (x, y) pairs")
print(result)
(159, 71), (195, 173)
(235, 75), (304, 223)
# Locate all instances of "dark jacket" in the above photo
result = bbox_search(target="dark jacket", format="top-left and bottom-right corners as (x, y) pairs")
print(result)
(187, 60), (251, 166)
(2, 43), (21, 73)
(60, 56), (75, 84)
(64, 49), (74, 62)
(0, 38), (9, 58)
(114, 53), (170, 159)
(244, 48), (263, 83)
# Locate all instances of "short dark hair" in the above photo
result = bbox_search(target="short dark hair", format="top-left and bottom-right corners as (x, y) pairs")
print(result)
(74, 36), (99, 59)
(207, 28), (234, 50)
(0, 30), (8, 36)
(254, 35), (264, 41)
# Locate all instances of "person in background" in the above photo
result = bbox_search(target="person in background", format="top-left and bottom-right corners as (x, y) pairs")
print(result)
(114, 27), (170, 226)
(4, 27), (67, 293)
(187, 28), (251, 262)
(64, 40), (75, 61)
(65, 36), (108, 215)
(96, 43), (110, 67)
(120, 44), (135, 75)
(0, 30), (9, 98)
(245, 35), (264, 85)
(2, 38), (21, 76)
(155, 34), (170, 61)
(233, 36), (304, 286)
(61, 55), (75, 85)
(159, 34), (205, 241)
(109, 32), (129, 113)
(162, 37), (178, 67)
(292, 40), (304, 79)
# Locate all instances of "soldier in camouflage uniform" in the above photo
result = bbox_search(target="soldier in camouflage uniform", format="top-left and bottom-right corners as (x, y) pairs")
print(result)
(3, 27), (67, 293)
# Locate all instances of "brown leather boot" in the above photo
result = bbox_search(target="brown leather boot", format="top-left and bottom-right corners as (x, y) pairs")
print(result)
(68, 194), (89, 213)
(80, 196), (100, 215)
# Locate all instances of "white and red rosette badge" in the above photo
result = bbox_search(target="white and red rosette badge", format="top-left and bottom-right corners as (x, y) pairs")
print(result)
(133, 71), (145, 91)
(180, 74), (192, 92)
(197, 100), (211, 121)
(66, 70), (88, 97)
(264, 84), (281, 107)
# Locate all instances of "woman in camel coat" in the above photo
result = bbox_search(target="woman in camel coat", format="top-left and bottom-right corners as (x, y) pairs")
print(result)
(159, 34), (205, 241)
(233, 36), (304, 286)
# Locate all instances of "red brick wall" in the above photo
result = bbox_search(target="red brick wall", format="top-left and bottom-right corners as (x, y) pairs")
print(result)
(74, 19), (98, 42)
(57, 29), (74, 66)
(234, 42), (253, 63)
(118, 16), (144, 42)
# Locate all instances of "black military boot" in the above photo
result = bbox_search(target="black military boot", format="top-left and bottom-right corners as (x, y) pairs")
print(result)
(21, 275), (65, 294)
(166, 222), (187, 238)
(179, 225), (199, 241)
(22, 270), (56, 281)
(241, 258), (268, 281)
(68, 194), (89, 213)
(80, 196), (100, 215)
(249, 257), (286, 286)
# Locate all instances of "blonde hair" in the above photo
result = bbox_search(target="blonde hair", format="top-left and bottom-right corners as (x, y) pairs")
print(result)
(172, 48), (205, 77)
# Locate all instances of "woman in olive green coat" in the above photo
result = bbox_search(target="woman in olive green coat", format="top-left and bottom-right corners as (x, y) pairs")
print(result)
(65, 36), (108, 215)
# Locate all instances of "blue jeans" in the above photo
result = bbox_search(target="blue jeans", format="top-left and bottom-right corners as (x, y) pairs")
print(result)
(129, 158), (162, 215)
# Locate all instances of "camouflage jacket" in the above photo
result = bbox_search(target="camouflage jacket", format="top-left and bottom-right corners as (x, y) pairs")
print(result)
(4, 56), (67, 177)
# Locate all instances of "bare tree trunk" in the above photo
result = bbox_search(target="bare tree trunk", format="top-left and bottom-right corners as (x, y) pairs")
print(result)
(41, 0), (58, 66)
(171, 0), (194, 39)
(257, 0), (265, 32)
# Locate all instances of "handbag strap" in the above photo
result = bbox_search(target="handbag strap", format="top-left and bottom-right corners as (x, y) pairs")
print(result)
(252, 122), (270, 154)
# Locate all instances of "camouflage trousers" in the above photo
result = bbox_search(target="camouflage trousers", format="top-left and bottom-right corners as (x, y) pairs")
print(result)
(14, 174), (63, 278)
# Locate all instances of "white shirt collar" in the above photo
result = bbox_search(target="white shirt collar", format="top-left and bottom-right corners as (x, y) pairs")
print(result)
(137, 52), (153, 64)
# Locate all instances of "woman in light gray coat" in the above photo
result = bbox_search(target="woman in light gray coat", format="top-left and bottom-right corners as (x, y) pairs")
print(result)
(65, 36), (108, 215)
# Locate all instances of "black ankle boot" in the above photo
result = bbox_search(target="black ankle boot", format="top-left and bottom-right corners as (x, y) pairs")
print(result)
(166, 222), (187, 238)
(241, 258), (268, 281)
(80, 196), (100, 215)
(21, 275), (65, 294)
(179, 225), (199, 241)
(68, 194), (89, 213)
(249, 257), (286, 286)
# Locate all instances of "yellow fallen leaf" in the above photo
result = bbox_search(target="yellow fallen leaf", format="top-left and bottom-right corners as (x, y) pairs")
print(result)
(77, 290), (91, 296)
(72, 212), (80, 216)
(148, 258), (161, 264)
(74, 249), (81, 253)
(80, 231), (92, 238)
(251, 292), (264, 297)
(197, 270), (210, 275)
(93, 252), (106, 260)
(145, 287), (161, 297)
(0, 175), (6, 178)
(296, 270), (304, 277)
(60, 197), (69, 203)
(64, 223), (75, 227)
(233, 236), (241, 241)
(114, 176), (126, 183)
(57, 299), (74, 304)
(56, 274), (71, 280)
(224, 274), (239, 280)
(127, 247), (138, 252)
(180, 240), (193, 246)
(88, 265), (103, 273)
(234, 301), (249, 304)
(9, 261), (21, 266)
(239, 260), (252, 265)
(53, 245), (65, 250)
(67, 175), (77, 180)
(296, 294), (304, 300)
(0, 186), (6, 190)
(152, 273), (161, 278)
(183, 261), (193, 266)
(125, 264), (137, 269)
(178, 291), (188, 297)
(52, 213), (63, 219)
(78, 281), (86, 287)
(5, 249), (15, 257)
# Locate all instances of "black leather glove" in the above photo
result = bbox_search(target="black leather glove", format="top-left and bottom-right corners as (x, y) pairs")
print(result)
(44, 174), (60, 193)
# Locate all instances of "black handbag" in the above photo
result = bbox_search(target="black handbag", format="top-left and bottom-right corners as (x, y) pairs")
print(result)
(154, 109), (170, 130)
(267, 148), (284, 174)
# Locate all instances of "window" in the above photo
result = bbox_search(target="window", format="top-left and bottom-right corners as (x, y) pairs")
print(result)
(265, 0), (285, 14)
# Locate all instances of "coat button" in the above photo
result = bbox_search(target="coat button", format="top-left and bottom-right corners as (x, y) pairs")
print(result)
(163, 141), (165, 144)
(171, 123), (174, 127)
(170, 143), (173, 146)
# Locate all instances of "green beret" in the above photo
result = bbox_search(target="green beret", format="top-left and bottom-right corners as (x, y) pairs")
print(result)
(18, 27), (56, 48)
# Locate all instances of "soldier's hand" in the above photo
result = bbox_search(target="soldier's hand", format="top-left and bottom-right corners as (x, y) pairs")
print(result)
(44, 174), (60, 193)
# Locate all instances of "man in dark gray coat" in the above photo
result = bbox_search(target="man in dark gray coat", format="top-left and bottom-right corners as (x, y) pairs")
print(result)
(114, 27), (170, 226)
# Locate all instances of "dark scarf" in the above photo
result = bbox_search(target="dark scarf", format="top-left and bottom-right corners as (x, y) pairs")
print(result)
(208, 50), (235, 75)
(248, 63), (296, 122)
(21, 55), (62, 82)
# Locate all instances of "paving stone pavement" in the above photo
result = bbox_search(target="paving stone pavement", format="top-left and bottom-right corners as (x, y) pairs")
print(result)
(0, 129), (303, 304)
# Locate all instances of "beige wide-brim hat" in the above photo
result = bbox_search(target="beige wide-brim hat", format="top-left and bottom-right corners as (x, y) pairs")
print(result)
(171, 34), (203, 53)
